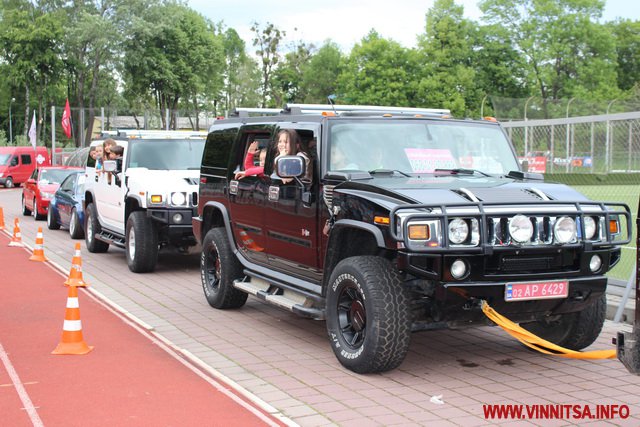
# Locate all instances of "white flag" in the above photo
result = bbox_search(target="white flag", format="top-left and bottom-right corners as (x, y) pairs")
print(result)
(28, 111), (37, 148)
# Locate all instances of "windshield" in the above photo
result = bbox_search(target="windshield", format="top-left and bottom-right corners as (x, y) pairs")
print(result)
(39, 169), (78, 185)
(0, 154), (10, 166)
(128, 139), (205, 170)
(328, 120), (520, 175)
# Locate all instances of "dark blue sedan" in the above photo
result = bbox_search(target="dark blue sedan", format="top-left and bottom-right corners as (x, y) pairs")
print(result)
(47, 171), (86, 239)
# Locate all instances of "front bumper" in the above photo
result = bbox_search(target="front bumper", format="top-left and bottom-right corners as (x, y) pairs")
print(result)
(435, 276), (607, 324)
(147, 208), (197, 246)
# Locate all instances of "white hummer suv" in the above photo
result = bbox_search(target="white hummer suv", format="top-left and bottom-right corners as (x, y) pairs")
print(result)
(83, 131), (206, 272)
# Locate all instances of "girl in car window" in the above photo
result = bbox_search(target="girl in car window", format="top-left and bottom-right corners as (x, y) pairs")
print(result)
(274, 129), (312, 184)
(235, 141), (266, 179)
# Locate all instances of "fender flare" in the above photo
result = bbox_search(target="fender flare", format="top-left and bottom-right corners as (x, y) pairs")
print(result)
(330, 219), (386, 248)
(201, 201), (234, 244)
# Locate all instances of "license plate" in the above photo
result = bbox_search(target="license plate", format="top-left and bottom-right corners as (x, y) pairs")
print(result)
(505, 280), (569, 302)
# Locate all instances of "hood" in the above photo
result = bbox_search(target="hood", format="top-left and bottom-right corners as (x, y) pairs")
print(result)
(334, 175), (588, 209)
(125, 168), (200, 192)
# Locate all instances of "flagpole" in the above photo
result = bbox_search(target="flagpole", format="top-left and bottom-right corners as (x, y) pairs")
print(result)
(51, 105), (55, 166)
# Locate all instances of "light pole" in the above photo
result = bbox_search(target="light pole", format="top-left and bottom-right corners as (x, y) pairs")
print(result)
(9, 97), (15, 145)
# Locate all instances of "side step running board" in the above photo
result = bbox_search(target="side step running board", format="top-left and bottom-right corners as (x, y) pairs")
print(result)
(94, 232), (126, 248)
(234, 277), (325, 320)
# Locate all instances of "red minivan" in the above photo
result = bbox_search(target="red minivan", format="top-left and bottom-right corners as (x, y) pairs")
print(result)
(0, 146), (51, 188)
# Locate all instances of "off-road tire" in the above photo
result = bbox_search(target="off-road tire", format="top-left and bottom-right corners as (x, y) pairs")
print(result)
(126, 211), (159, 273)
(85, 203), (109, 253)
(521, 293), (606, 350)
(33, 198), (45, 220)
(4, 177), (14, 188)
(47, 205), (60, 230)
(21, 195), (31, 216)
(201, 227), (247, 309)
(69, 208), (84, 239)
(326, 256), (412, 374)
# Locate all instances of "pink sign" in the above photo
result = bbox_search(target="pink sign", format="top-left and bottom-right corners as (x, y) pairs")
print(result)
(405, 148), (456, 173)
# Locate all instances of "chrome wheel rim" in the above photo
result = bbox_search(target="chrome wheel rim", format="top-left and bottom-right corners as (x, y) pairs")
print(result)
(128, 227), (136, 260)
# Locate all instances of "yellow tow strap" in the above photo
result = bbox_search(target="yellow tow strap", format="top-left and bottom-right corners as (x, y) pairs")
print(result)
(481, 300), (616, 360)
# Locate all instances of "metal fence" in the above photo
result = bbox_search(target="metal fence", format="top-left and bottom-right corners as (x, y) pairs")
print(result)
(502, 111), (640, 174)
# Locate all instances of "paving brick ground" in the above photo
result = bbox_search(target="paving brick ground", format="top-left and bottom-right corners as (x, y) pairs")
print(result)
(2, 188), (640, 426)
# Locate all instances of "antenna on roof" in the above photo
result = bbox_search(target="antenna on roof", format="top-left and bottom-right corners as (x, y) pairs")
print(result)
(327, 94), (337, 115)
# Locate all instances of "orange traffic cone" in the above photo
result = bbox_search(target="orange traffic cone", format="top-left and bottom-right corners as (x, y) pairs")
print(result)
(52, 284), (93, 355)
(29, 227), (48, 262)
(0, 207), (5, 231)
(64, 243), (89, 287)
(8, 218), (23, 247)
(239, 230), (263, 252)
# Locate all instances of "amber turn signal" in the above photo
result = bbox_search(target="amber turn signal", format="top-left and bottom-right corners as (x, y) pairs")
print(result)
(408, 224), (430, 240)
(374, 216), (390, 225)
(609, 219), (619, 234)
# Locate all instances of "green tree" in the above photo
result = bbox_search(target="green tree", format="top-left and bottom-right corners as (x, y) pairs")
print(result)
(60, 0), (122, 144)
(220, 27), (261, 112)
(251, 22), (285, 108)
(123, 3), (224, 130)
(479, 0), (620, 113)
(0, 0), (63, 144)
(611, 19), (640, 92)
(415, 0), (479, 116)
(472, 23), (529, 116)
(300, 41), (344, 104)
(272, 41), (314, 105)
(337, 30), (416, 106)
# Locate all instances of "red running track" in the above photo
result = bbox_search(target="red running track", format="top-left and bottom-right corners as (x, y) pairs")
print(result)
(0, 231), (286, 427)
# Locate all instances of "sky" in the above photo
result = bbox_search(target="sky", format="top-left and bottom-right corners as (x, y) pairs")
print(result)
(187, 0), (638, 52)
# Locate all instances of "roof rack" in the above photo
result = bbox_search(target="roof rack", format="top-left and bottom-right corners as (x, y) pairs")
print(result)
(284, 103), (451, 116)
(230, 108), (284, 118)
(229, 104), (451, 118)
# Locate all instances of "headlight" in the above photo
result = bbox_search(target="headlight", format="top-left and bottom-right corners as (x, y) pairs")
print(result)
(0, 172), (4, 177)
(583, 216), (597, 240)
(508, 214), (534, 243)
(170, 192), (187, 206)
(448, 218), (469, 244)
(554, 216), (576, 243)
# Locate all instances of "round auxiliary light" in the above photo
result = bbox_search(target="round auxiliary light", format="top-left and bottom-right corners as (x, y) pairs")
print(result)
(172, 213), (184, 223)
(554, 216), (577, 244)
(450, 259), (468, 280)
(448, 218), (469, 244)
(171, 192), (186, 206)
(508, 214), (534, 243)
(583, 216), (597, 240)
(589, 254), (602, 272)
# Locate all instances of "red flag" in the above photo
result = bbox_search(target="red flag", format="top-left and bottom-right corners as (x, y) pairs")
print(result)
(61, 99), (72, 138)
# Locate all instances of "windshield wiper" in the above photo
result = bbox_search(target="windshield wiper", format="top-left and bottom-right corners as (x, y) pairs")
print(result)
(434, 168), (490, 177)
(368, 169), (411, 177)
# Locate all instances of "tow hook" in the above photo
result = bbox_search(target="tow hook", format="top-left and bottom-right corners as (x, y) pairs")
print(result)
(463, 298), (483, 311)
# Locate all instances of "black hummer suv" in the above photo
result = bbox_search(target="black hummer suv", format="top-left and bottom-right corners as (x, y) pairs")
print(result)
(193, 104), (631, 374)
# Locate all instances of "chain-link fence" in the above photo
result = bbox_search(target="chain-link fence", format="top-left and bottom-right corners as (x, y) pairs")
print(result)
(502, 112), (640, 286)
(502, 112), (640, 174)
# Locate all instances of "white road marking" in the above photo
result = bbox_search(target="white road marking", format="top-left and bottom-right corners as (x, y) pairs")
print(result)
(0, 342), (44, 427)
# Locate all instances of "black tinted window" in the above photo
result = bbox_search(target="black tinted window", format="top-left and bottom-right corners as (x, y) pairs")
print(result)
(202, 127), (239, 170)
(21, 154), (31, 165)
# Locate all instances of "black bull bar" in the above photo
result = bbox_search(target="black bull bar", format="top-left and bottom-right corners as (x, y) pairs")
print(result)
(616, 196), (640, 373)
